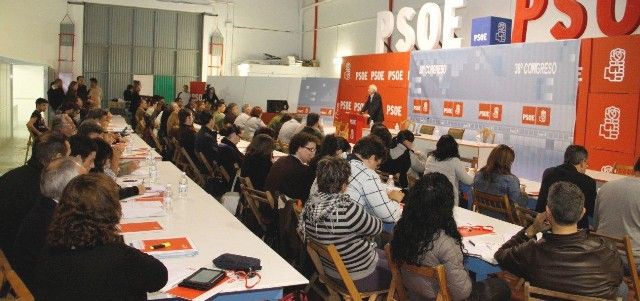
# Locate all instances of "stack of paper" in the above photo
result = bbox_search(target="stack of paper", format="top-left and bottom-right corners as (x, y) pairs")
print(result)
(463, 233), (507, 264)
(121, 201), (166, 219)
(134, 237), (199, 259)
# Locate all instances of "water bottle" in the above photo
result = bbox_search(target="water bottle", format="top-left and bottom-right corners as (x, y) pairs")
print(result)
(387, 174), (395, 188)
(178, 172), (188, 199)
(164, 184), (174, 214)
(147, 153), (157, 183)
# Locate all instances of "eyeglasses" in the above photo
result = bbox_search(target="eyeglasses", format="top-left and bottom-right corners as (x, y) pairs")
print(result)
(304, 146), (316, 153)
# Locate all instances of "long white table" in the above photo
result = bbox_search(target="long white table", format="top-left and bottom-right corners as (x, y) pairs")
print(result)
(362, 128), (498, 169)
(120, 161), (307, 300)
(586, 169), (630, 184)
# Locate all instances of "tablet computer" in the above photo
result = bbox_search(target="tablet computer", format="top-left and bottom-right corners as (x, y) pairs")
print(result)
(178, 268), (226, 291)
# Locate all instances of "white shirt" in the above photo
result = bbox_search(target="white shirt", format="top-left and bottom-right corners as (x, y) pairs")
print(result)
(234, 113), (251, 128)
(242, 117), (266, 139)
(278, 119), (301, 144)
(176, 91), (191, 104)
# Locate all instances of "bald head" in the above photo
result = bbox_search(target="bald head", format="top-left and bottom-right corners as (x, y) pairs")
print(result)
(40, 157), (87, 200)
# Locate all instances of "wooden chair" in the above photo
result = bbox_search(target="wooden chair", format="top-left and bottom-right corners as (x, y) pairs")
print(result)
(460, 157), (479, 169)
(239, 177), (275, 236)
(197, 152), (215, 177)
(447, 128), (465, 140)
(472, 189), (517, 224)
(589, 232), (640, 300)
(172, 138), (188, 171)
(523, 282), (607, 301)
(0, 250), (34, 301)
(419, 125), (435, 135)
(306, 240), (389, 301)
(385, 244), (451, 301)
(513, 203), (537, 227)
(23, 134), (34, 165)
(179, 148), (205, 187)
(150, 131), (163, 155)
(613, 163), (635, 175)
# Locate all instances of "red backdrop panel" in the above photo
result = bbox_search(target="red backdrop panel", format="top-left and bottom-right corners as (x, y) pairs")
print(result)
(588, 149), (638, 172)
(335, 52), (410, 128)
(584, 93), (639, 154)
(589, 35), (640, 94)
(574, 38), (592, 145)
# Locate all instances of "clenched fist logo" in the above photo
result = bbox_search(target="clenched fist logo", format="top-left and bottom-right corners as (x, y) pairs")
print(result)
(598, 106), (621, 140)
(604, 48), (626, 82)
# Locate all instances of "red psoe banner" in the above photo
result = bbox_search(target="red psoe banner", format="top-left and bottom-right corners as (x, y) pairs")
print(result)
(335, 52), (410, 128)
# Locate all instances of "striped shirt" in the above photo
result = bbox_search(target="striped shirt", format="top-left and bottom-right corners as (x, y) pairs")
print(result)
(301, 192), (382, 280)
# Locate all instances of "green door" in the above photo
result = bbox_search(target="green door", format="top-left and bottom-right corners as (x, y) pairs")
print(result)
(153, 75), (174, 103)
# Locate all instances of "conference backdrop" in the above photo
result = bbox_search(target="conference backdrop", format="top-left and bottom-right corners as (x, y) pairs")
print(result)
(296, 77), (340, 125)
(408, 40), (581, 181)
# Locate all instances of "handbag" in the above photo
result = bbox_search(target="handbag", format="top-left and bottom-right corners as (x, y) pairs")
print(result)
(220, 174), (240, 214)
(212, 253), (261, 272)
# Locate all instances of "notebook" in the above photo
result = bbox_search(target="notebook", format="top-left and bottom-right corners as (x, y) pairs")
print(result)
(119, 221), (163, 233)
(134, 237), (198, 259)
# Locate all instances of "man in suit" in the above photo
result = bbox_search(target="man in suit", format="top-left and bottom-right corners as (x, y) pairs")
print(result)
(360, 84), (384, 124)
(12, 157), (87, 287)
(535, 145), (597, 229)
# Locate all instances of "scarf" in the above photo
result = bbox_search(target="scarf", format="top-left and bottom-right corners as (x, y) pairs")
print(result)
(298, 192), (353, 242)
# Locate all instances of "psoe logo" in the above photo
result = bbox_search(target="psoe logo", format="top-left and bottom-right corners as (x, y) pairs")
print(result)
(344, 62), (351, 80)
(598, 106), (621, 140)
(601, 165), (614, 173)
(386, 105), (402, 117)
(495, 22), (507, 43)
(604, 48), (625, 82)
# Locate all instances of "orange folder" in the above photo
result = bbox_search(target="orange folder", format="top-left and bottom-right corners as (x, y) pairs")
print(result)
(458, 227), (495, 237)
(119, 221), (163, 233)
(142, 237), (193, 253)
(166, 276), (229, 300)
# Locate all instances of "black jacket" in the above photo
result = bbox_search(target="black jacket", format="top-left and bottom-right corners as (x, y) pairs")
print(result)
(47, 86), (65, 110)
(195, 126), (219, 164)
(77, 84), (88, 102)
(218, 137), (244, 178)
(495, 228), (623, 300)
(361, 92), (384, 123)
(33, 244), (168, 301)
(203, 92), (220, 107)
(241, 155), (272, 191)
(178, 125), (197, 162)
(12, 197), (57, 288)
(535, 163), (597, 229)
(264, 155), (315, 201)
(0, 160), (44, 259)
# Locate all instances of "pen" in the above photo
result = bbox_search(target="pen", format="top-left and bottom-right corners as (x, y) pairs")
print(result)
(469, 240), (476, 246)
(150, 242), (171, 250)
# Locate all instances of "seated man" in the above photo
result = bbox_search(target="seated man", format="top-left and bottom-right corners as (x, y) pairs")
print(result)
(594, 157), (640, 270)
(277, 114), (303, 145)
(12, 157), (87, 287)
(265, 132), (318, 201)
(0, 133), (69, 260)
(496, 181), (623, 299)
(347, 136), (403, 223)
(194, 111), (218, 164)
(536, 145), (596, 229)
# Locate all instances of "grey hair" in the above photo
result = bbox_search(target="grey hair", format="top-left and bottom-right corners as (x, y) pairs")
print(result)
(563, 145), (588, 166)
(241, 104), (251, 112)
(547, 181), (585, 225)
(40, 157), (84, 200)
(50, 115), (65, 132)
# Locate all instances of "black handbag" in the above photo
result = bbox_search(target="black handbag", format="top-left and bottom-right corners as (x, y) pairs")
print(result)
(212, 253), (261, 272)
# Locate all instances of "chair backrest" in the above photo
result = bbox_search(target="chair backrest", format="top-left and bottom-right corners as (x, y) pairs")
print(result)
(239, 177), (274, 233)
(150, 131), (163, 153)
(447, 128), (465, 140)
(472, 189), (516, 224)
(479, 128), (496, 144)
(384, 244), (451, 301)
(460, 157), (479, 169)
(513, 203), (537, 227)
(197, 152), (215, 176)
(613, 163), (635, 175)
(523, 282), (607, 301)
(306, 240), (363, 301)
(0, 249), (34, 301)
(589, 232), (640, 300)
(179, 148), (205, 186)
(419, 125), (435, 135)
(171, 137), (181, 163)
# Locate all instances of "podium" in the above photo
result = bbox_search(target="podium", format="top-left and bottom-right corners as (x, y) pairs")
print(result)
(347, 112), (368, 144)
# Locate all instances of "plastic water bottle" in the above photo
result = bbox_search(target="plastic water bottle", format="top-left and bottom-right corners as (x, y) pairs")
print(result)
(178, 172), (188, 199)
(394, 123), (400, 132)
(164, 184), (174, 214)
(387, 174), (395, 188)
(147, 153), (157, 183)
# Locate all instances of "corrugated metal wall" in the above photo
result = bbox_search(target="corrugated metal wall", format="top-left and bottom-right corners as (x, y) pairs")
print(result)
(83, 3), (202, 103)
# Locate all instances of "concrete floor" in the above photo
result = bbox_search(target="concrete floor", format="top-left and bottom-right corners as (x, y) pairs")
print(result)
(0, 130), (30, 176)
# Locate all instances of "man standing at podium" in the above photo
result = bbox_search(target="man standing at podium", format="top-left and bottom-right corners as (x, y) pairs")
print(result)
(361, 84), (384, 124)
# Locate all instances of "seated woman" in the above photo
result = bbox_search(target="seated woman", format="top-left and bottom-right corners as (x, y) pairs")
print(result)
(33, 173), (167, 300)
(242, 106), (267, 140)
(218, 124), (245, 181)
(241, 134), (275, 191)
(473, 144), (528, 208)
(299, 156), (390, 292)
(424, 135), (473, 206)
(391, 172), (472, 301)
(380, 130), (423, 189)
(309, 134), (352, 172)
(91, 138), (144, 200)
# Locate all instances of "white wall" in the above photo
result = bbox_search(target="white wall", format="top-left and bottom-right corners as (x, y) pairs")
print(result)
(0, 63), (11, 140)
(12, 65), (46, 133)
(0, 0), (302, 80)
(303, 0), (640, 77)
